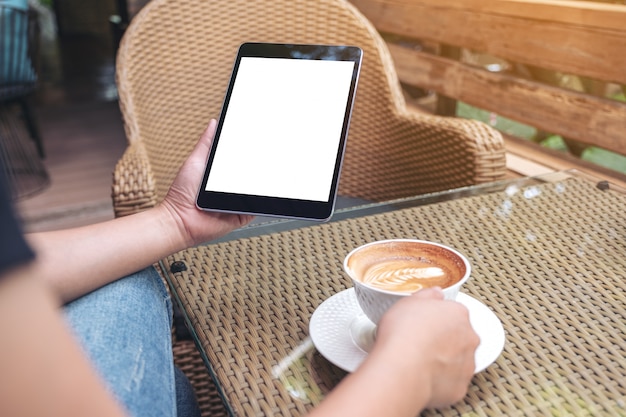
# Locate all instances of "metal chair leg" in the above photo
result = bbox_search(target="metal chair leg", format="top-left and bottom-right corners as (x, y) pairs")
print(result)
(19, 98), (44, 158)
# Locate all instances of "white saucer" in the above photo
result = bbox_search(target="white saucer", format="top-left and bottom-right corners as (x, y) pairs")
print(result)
(309, 288), (505, 373)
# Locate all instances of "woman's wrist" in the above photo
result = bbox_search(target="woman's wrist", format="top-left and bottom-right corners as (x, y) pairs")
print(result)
(363, 339), (432, 413)
(310, 339), (431, 417)
(155, 202), (195, 251)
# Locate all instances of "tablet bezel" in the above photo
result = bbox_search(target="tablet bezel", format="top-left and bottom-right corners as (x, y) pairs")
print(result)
(196, 42), (363, 221)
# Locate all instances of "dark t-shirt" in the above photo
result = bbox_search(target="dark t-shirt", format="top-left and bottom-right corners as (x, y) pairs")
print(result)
(0, 169), (35, 275)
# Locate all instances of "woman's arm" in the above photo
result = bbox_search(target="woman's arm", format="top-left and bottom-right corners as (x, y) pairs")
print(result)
(0, 264), (129, 417)
(307, 288), (479, 417)
(26, 120), (253, 304)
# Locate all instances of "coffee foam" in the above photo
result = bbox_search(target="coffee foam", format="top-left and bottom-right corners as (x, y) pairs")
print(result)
(347, 241), (466, 293)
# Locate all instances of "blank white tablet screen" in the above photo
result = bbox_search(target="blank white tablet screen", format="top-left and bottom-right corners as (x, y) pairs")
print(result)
(205, 57), (355, 202)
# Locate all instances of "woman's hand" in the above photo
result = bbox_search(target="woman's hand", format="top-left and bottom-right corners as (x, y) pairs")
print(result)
(25, 120), (253, 303)
(160, 119), (254, 247)
(308, 288), (479, 417)
(374, 288), (480, 409)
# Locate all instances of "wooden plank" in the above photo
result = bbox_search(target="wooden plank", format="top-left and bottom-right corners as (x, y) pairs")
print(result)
(354, 0), (626, 30)
(506, 153), (555, 177)
(491, 0), (626, 30)
(390, 44), (626, 157)
(504, 135), (626, 189)
(351, 0), (626, 85)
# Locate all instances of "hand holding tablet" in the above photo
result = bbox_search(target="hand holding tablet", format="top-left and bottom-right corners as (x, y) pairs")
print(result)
(196, 43), (362, 221)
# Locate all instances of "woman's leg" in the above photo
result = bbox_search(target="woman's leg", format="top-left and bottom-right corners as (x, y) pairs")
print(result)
(63, 266), (198, 417)
(175, 366), (201, 417)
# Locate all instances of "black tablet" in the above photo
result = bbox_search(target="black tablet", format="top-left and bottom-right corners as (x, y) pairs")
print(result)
(196, 42), (362, 222)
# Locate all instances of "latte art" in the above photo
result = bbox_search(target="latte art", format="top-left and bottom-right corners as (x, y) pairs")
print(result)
(346, 241), (467, 294)
(362, 259), (455, 292)
(346, 240), (470, 324)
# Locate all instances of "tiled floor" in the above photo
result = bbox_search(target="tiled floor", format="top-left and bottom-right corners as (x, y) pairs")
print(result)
(16, 34), (128, 232)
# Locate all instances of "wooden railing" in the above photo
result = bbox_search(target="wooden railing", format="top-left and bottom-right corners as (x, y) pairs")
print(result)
(350, 0), (626, 184)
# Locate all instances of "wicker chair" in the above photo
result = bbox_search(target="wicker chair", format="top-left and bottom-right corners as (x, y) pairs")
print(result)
(112, 0), (506, 415)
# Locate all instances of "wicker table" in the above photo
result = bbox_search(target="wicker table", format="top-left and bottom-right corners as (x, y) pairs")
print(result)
(163, 171), (626, 416)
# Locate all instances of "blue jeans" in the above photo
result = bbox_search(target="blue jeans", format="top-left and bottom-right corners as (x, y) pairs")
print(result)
(63, 266), (200, 417)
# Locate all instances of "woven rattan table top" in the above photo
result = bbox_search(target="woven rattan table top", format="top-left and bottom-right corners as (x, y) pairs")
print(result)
(164, 173), (626, 416)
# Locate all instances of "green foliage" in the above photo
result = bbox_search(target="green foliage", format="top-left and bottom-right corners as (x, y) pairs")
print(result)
(582, 147), (626, 174)
(612, 91), (626, 102)
(456, 102), (536, 139)
(539, 135), (569, 152)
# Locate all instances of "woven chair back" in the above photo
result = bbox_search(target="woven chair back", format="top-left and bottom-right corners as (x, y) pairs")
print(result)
(117, 0), (505, 204)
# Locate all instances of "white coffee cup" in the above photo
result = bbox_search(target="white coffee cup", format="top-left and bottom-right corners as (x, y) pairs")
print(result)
(344, 239), (471, 325)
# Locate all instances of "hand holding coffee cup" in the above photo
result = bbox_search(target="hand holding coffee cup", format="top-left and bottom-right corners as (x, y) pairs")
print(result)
(344, 239), (471, 325)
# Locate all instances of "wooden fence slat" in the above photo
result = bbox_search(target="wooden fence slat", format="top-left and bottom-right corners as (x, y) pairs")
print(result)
(363, 0), (626, 30)
(351, 0), (626, 85)
(390, 44), (626, 156)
